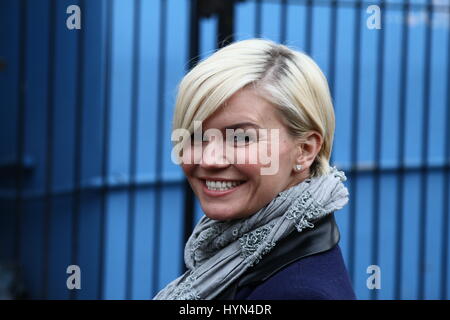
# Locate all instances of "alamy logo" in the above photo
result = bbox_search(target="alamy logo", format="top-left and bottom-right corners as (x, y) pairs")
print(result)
(66, 265), (81, 290)
(366, 265), (381, 290)
(367, 5), (382, 30)
(66, 5), (81, 30)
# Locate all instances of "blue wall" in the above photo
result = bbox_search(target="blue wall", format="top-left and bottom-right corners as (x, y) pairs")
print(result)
(1, 0), (449, 300)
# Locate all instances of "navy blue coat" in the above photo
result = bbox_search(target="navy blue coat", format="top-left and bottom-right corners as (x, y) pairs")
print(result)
(216, 214), (356, 300)
(235, 244), (356, 300)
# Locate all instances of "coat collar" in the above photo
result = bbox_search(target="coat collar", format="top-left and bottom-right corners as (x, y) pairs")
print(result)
(215, 213), (340, 300)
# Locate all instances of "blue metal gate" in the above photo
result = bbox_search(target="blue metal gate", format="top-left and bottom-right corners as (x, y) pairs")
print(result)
(0, 0), (449, 300)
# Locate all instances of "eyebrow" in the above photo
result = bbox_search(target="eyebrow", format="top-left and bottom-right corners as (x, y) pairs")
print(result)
(223, 122), (261, 130)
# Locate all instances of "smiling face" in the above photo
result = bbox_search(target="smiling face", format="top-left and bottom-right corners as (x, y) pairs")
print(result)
(181, 87), (309, 221)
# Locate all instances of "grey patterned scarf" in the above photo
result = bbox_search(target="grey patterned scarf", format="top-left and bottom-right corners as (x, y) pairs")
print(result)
(153, 166), (349, 300)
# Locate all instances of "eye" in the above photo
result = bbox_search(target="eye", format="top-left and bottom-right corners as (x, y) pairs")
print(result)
(232, 133), (254, 146)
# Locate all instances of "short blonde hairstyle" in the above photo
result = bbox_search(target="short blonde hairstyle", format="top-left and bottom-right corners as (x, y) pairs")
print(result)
(173, 39), (335, 177)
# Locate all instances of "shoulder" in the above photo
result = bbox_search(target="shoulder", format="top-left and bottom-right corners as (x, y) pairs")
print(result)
(235, 245), (356, 300)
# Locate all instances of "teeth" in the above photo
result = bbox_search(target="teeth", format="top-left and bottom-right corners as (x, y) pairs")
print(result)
(205, 180), (243, 191)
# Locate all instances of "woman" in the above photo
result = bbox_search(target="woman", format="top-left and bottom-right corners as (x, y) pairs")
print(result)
(154, 39), (356, 300)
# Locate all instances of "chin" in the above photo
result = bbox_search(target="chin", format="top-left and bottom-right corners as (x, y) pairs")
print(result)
(202, 205), (245, 221)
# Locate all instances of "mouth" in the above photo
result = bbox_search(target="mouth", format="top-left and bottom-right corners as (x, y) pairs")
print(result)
(199, 178), (246, 196)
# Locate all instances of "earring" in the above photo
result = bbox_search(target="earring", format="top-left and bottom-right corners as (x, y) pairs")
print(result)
(294, 164), (303, 172)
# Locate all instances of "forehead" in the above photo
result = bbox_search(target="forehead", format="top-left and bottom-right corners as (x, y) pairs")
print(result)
(202, 88), (282, 129)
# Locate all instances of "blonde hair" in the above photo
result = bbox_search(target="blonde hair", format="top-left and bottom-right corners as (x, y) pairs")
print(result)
(172, 39), (335, 177)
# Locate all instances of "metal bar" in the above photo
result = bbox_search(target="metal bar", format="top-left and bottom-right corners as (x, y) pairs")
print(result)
(4, 162), (450, 201)
(328, 0), (338, 165)
(0, 177), (185, 200)
(125, 0), (142, 300)
(304, 0), (313, 54)
(69, 0), (86, 301)
(182, 177), (196, 273)
(370, 0), (386, 301)
(152, 0), (167, 297)
(187, 0), (200, 117)
(182, 0), (200, 273)
(255, 0), (262, 38)
(394, 0), (410, 300)
(440, 1), (450, 301)
(347, 0), (363, 284)
(217, 0), (235, 47)
(14, 0), (27, 265)
(42, 0), (57, 299)
(417, 0), (433, 300)
(280, 0), (287, 43)
(98, 0), (114, 300)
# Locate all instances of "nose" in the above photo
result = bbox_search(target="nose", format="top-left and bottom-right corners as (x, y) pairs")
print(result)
(199, 138), (230, 169)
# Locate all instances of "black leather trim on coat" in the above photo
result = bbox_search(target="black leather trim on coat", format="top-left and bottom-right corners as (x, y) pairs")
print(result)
(215, 213), (340, 300)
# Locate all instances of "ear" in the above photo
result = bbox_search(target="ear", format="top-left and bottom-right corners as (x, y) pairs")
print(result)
(294, 131), (323, 172)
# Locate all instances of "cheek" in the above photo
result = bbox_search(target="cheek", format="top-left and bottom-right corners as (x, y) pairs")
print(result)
(181, 144), (204, 165)
(231, 141), (278, 166)
(276, 134), (296, 162)
(181, 163), (195, 178)
(230, 161), (263, 186)
(232, 145), (259, 165)
(279, 143), (294, 166)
